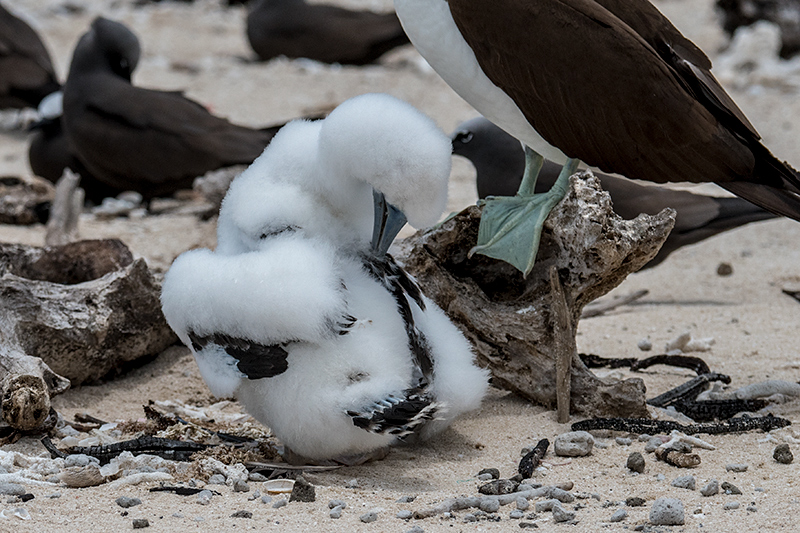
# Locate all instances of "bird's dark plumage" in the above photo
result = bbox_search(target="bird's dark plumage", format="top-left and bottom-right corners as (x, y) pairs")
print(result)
(188, 331), (290, 380)
(0, 3), (60, 109)
(444, 0), (800, 221)
(452, 117), (779, 268)
(247, 0), (409, 65)
(62, 17), (274, 200)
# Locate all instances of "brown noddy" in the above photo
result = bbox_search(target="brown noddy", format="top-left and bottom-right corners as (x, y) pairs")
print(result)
(62, 17), (275, 200)
(394, 0), (800, 275)
(0, 2), (60, 109)
(247, 0), (409, 65)
(452, 117), (779, 269)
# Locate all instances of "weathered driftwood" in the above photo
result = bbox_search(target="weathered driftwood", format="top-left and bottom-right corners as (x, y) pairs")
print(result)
(0, 240), (178, 391)
(1, 347), (69, 431)
(398, 173), (675, 418)
(0, 174), (53, 225)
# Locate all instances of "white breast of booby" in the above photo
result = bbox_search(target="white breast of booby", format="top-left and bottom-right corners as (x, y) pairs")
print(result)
(393, 0), (569, 165)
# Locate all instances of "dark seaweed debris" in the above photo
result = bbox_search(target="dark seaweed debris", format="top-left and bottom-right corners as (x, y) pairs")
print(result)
(42, 435), (209, 464)
(571, 414), (790, 435)
(518, 438), (550, 478)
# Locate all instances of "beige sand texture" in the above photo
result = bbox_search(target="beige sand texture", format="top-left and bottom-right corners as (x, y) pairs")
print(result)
(1, 0), (799, 531)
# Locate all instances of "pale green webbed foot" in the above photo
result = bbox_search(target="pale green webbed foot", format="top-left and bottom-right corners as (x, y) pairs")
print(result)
(469, 148), (579, 277)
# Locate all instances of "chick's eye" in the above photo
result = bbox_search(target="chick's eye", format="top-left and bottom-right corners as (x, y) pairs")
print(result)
(259, 224), (298, 239)
(454, 131), (474, 144)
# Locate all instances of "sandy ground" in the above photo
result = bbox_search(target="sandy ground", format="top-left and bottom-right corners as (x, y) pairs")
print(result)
(1, 0), (800, 531)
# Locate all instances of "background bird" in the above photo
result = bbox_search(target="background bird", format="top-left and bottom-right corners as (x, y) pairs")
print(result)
(394, 0), (800, 275)
(247, 0), (409, 65)
(162, 94), (488, 463)
(62, 17), (275, 201)
(0, 2), (60, 110)
(452, 117), (779, 269)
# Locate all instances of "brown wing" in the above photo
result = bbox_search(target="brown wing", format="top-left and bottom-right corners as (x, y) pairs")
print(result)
(447, 0), (756, 185)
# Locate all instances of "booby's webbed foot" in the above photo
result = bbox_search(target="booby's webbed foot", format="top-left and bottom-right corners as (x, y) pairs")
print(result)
(470, 151), (578, 276)
(347, 391), (440, 437)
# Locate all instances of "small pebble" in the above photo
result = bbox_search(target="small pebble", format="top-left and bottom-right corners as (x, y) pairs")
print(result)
(329, 506), (343, 519)
(0, 484), (25, 496)
(231, 510), (253, 518)
(64, 454), (99, 468)
(116, 496), (142, 508)
(478, 468), (500, 479)
(479, 498), (500, 513)
(207, 474), (226, 485)
(554, 431), (594, 457)
(747, 504), (757, 512)
(723, 502), (740, 510)
(655, 474), (666, 481)
(463, 513), (477, 522)
(272, 498), (287, 509)
(649, 497), (685, 525)
(626, 497), (646, 507)
(476, 473), (494, 481)
(396, 495), (416, 503)
(360, 511), (378, 523)
(260, 495), (273, 504)
(774, 444), (794, 464)
(132, 518), (149, 529)
(535, 499), (559, 512)
(345, 479), (359, 489)
(700, 479), (719, 497)
(396, 510), (413, 520)
(671, 475), (696, 490)
(289, 476), (316, 502)
(405, 526), (424, 533)
(47, 493), (62, 499)
(552, 504), (575, 523)
(615, 437), (632, 446)
(233, 480), (250, 492)
(722, 481), (742, 495)
(509, 510), (524, 519)
(717, 262), (733, 276)
(196, 490), (213, 505)
(637, 338), (652, 351)
(645, 437), (664, 453)
(519, 522), (539, 529)
(478, 479), (519, 495)
(610, 509), (628, 522)
(328, 499), (346, 509)
(627, 452), (645, 473)
(516, 496), (530, 511)
(172, 513), (184, 518)
(725, 464), (748, 473)
(248, 472), (267, 482)
(17, 494), (34, 503)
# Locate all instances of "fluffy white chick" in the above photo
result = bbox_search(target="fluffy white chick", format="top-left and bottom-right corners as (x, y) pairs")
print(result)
(161, 94), (488, 463)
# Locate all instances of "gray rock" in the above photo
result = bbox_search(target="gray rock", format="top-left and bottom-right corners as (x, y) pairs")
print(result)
(115, 496), (142, 508)
(722, 481), (742, 495)
(747, 504), (757, 512)
(65, 454), (99, 468)
(554, 431), (594, 457)
(645, 437), (664, 453)
(360, 511), (378, 523)
(516, 496), (530, 510)
(463, 513), (478, 522)
(616, 437), (632, 446)
(724, 502), (740, 510)
(329, 505), (343, 519)
(247, 490), (261, 501)
(47, 492), (62, 499)
(476, 473), (494, 481)
(260, 495), (272, 504)
(535, 499), (559, 512)
(478, 468), (500, 479)
(396, 510), (413, 520)
(627, 452), (645, 473)
(637, 338), (653, 351)
(345, 479), (359, 489)
(196, 490), (213, 505)
(405, 527), (424, 533)
(649, 497), (685, 525)
(272, 498), (287, 509)
(509, 510), (524, 519)
(479, 497), (500, 513)
(700, 479), (719, 497)
(0, 484), (25, 496)
(289, 476), (315, 502)
(610, 508), (628, 522)
(671, 475), (696, 490)
(552, 503), (575, 522)
(132, 518), (149, 529)
(233, 480), (250, 492)
(774, 444), (793, 464)
(328, 499), (346, 509)
(478, 479), (519, 495)
(725, 464), (748, 473)
(248, 472), (267, 482)
(396, 495), (416, 503)
(207, 474), (226, 485)
(231, 510), (252, 518)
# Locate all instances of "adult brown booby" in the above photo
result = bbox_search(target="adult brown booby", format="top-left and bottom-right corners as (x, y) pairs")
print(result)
(247, 0), (409, 65)
(394, 0), (800, 275)
(452, 117), (779, 269)
(63, 17), (274, 200)
(0, 2), (60, 109)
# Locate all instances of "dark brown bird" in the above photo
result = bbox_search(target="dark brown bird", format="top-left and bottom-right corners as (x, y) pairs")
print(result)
(452, 117), (779, 269)
(395, 0), (800, 275)
(62, 17), (274, 200)
(247, 0), (409, 65)
(0, 2), (60, 109)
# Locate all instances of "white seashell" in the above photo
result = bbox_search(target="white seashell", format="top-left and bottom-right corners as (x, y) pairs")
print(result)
(262, 479), (295, 494)
(13, 508), (31, 520)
